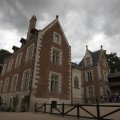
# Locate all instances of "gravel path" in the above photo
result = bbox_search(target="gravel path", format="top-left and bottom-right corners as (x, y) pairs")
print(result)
(0, 112), (79, 120)
(0, 103), (120, 120)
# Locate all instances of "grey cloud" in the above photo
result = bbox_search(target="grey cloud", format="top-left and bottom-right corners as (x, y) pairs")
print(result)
(1, 0), (120, 60)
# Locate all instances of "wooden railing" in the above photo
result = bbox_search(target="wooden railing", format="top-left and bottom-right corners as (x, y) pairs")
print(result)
(34, 101), (120, 120)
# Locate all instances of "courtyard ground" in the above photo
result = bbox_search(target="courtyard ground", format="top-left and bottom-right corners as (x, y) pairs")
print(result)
(0, 103), (120, 120)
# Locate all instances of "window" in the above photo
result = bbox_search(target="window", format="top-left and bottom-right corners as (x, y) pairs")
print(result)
(51, 48), (62, 65)
(7, 59), (13, 72)
(86, 57), (90, 66)
(10, 74), (18, 93)
(3, 78), (9, 93)
(21, 69), (31, 91)
(0, 80), (3, 93)
(103, 71), (108, 82)
(26, 44), (34, 61)
(53, 32), (61, 45)
(15, 53), (22, 68)
(1, 64), (7, 75)
(50, 73), (60, 92)
(86, 71), (93, 82)
(86, 86), (94, 98)
(74, 76), (79, 89)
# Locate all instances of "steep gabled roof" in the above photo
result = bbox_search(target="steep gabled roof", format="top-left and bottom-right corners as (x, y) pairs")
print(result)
(91, 50), (101, 65)
(41, 19), (57, 32)
(40, 16), (70, 47)
(79, 49), (101, 67)
(79, 59), (83, 67)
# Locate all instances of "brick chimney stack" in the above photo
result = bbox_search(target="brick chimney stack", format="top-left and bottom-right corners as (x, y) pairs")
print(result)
(27, 15), (37, 40)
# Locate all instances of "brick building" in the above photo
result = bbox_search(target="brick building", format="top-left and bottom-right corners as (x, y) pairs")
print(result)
(0, 15), (71, 111)
(0, 15), (111, 112)
(79, 46), (110, 103)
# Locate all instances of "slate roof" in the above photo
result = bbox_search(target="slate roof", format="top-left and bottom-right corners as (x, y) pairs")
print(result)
(79, 50), (101, 67)
(108, 72), (120, 79)
(91, 50), (101, 65)
(71, 62), (81, 69)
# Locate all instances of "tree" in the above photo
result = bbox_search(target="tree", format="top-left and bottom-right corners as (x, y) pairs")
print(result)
(105, 51), (120, 73)
(0, 49), (12, 73)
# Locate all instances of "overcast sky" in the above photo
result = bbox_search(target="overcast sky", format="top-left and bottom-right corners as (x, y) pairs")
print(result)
(0, 0), (120, 62)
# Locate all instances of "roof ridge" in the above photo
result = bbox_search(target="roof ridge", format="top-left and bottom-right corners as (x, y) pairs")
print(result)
(41, 18), (58, 31)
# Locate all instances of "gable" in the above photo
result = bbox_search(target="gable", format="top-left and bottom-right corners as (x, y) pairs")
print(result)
(84, 50), (93, 66)
(41, 18), (70, 47)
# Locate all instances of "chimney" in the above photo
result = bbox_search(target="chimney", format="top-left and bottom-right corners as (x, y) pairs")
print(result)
(12, 46), (19, 53)
(27, 15), (37, 40)
(20, 38), (26, 46)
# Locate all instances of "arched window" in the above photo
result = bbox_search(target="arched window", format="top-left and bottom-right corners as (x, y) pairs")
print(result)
(74, 76), (79, 89)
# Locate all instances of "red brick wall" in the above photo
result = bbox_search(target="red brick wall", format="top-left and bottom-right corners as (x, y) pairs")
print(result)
(35, 22), (70, 100)
(0, 37), (37, 93)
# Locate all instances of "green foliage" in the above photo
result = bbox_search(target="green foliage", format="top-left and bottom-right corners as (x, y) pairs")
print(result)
(0, 49), (12, 73)
(105, 52), (120, 73)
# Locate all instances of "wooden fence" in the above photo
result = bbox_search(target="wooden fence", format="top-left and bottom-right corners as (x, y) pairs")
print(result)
(34, 102), (120, 120)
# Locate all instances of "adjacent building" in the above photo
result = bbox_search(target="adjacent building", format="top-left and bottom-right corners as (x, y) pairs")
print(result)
(108, 72), (120, 98)
(71, 62), (84, 104)
(79, 46), (110, 103)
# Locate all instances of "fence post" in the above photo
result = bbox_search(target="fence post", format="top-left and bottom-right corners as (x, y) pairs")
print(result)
(50, 103), (52, 114)
(62, 103), (64, 117)
(34, 102), (37, 112)
(77, 104), (80, 119)
(96, 100), (100, 120)
(44, 103), (46, 113)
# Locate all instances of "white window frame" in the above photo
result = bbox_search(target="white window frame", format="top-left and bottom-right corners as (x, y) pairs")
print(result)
(15, 52), (22, 68)
(53, 32), (61, 45)
(1, 63), (7, 75)
(21, 69), (31, 91)
(3, 78), (9, 93)
(25, 44), (34, 61)
(48, 71), (61, 93)
(10, 74), (18, 93)
(85, 71), (93, 82)
(86, 86), (94, 98)
(7, 59), (13, 72)
(50, 47), (62, 65)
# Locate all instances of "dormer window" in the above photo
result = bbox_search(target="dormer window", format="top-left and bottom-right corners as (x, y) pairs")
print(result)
(86, 57), (90, 66)
(53, 32), (61, 45)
